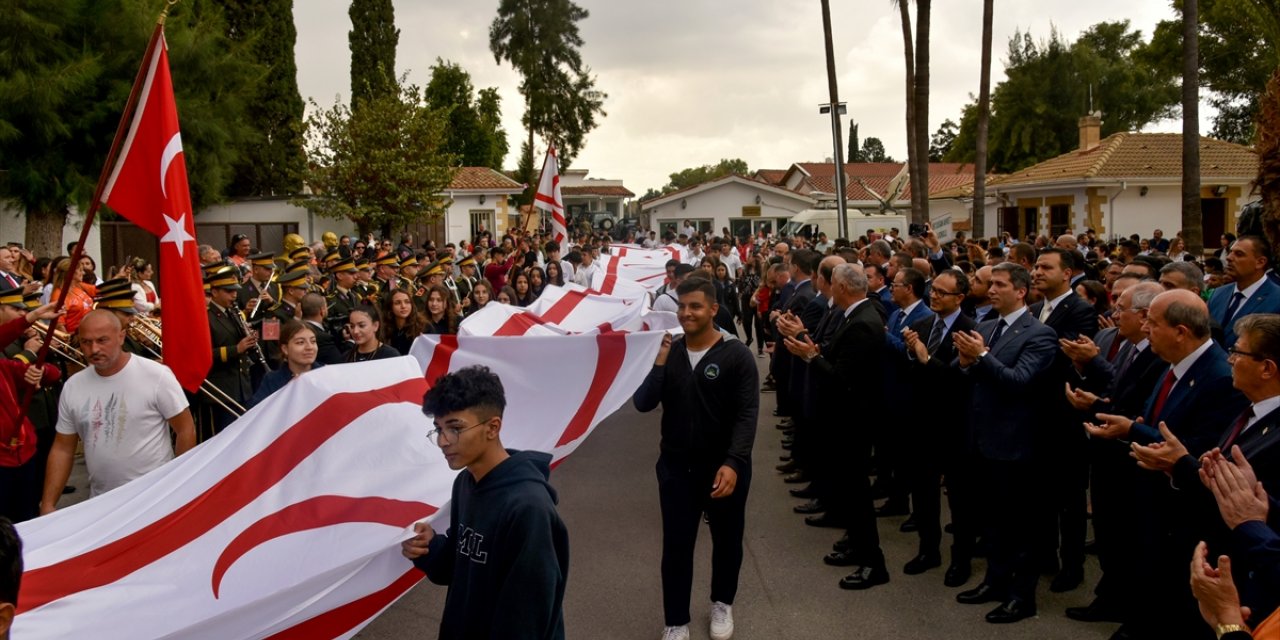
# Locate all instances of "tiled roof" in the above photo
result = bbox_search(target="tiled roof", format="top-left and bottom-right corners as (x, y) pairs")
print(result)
(929, 176), (1009, 199)
(752, 169), (788, 185)
(794, 162), (976, 200)
(448, 167), (525, 191)
(561, 185), (635, 197)
(989, 133), (1258, 188)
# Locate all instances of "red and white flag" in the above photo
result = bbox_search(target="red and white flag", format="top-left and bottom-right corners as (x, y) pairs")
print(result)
(534, 144), (568, 245)
(16, 329), (664, 637)
(99, 29), (210, 392)
(458, 283), (678, 336)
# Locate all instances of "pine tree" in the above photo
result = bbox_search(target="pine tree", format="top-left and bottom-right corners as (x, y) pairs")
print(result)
(224, 0), (305, 196)
(349, 0), (399, 109)
(424, 60), (508, 170)
(847, 121), (861, 162)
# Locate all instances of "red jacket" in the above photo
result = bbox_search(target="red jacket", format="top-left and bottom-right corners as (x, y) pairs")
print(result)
(0, 316), (62, 467)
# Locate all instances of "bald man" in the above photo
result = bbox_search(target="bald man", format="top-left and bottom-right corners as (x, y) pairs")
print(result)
(40, 311), (195, 512)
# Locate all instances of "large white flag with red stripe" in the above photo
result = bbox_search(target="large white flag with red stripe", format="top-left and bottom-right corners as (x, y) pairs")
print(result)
(458, 284), (678, 336)
(533, 144), (568, 245)
(15, 329), (663, 637)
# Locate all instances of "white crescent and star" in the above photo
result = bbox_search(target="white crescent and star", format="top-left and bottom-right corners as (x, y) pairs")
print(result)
(157, 132), (194, 257)
(160, 132), (184, 200)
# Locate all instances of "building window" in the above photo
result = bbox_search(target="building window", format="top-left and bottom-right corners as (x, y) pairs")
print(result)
(469, 210), (496, 240)
(1021, 207), (1039, 239)
(1049, 204), (1070, 237)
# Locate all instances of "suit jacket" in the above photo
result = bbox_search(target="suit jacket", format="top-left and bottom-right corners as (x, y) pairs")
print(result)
(207, 303), (252, 403)
(885, 300), (935, 354)
(907, 311), (976, 441)
(810, 299), (886, 433)
(1030, 291), (1100, 449)
(1209, 278), (1280, 349)
(875, 287), (898, 317)
(306, 320), (345, 365)
(1134, 342), (1247, 456)
(957, 310), (1059, 462)
(773, 280), (816, 380)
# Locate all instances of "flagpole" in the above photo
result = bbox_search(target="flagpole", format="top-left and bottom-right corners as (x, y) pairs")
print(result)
(532, 142), (549, 235)
(11, 8), (175, 440)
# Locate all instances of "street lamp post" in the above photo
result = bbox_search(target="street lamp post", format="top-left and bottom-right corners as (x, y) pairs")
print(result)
(820, 0), (849, 239)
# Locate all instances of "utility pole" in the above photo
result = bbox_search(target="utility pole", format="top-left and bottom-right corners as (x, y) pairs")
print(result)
(820, 0), (849, 239)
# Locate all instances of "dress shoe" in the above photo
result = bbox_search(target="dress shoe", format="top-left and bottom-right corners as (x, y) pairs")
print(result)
(1084, 538), (1099, 555)
(793, 500), (826, 514)
(1108, 624), (1143, 640)
(943, 560), (971, 587)
(776, 460), (799, 473)
(778, 454), (792, 462)
(985, 599), (1036, 624)
(1049, 566), (1084, 593)
(902, 553), (941, 575)
(875, 501), (909, 517)
(770, 408), (786, 417)
(782, 471), (808, 484)
(956, 583), (1004, 605)
(832, 534), (850, 553)
(838, 565), (890, 590)
(780, 428), (795, 437)
(898, 516), (918, 533)
(823, 550), (860, 566)
(781, 440), (793, 450)
(804, 513), (844, 528)
(761, 383), (776, 393)
(1065, 599), (1126, 624)
(789, 484), (818, 499)
(776, 418), (793, 428)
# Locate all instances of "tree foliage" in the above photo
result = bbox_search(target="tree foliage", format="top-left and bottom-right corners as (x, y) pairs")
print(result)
(929, 119), (958, 161)
(349, 0), (398, 110)
(424, 59), (508, 170)
(293, 79), (457, 237)
(223, 0), (305, 197)
(848, 121), (861, 162)
(0, 0), (263, 257)
(490, 0), (606, 175)
(862, 138), (894, 163)
(651, 159), (750, 197)
(1148, 0), (1280, 143)
(944, 21), (1179, 172)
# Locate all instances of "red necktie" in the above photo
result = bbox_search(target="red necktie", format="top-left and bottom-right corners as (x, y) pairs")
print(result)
(1150, 369), (1177, 422)
(1107, 335), (1124, 361)
(1222, 407), (1255, 451)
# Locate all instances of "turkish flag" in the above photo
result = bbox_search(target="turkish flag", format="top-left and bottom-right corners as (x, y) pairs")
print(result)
(100, 30), (211, 392)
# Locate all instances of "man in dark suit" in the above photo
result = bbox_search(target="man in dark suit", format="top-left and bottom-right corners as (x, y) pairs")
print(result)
(1062, 282), (1167, 627)
(900, 269), (977, 585)
(1130, 312), (1280, 625)
(300, 292), (344, 365)
(866, 263), (897, 317)
(1209, 235), (1280, 350)
(770, 250), (820, 421)
(1029, 247), (1100, 592)
(876, 267), (936, 515)
(785, 263), (890, 591)
(1086, 289), (1248, 639)
(952, 262), (1058, 624)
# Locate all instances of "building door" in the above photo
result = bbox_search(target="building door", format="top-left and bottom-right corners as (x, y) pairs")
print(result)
(469, 210), (496, 241)
(1021, 207), (1039, 239)
(1049, 204), (1071, 237)
(999, 207), (1018, 237)
(1203, 198), (1227, 250)
(729, 219), (752, 240)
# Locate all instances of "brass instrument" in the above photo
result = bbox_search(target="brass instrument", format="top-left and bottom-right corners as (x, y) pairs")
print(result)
(31, 322), (87, 368)
(231, 298), (269, 369)
(247, 269), (278, 321)
(444, 276), (460, 304)
(125, 315), (247, 417)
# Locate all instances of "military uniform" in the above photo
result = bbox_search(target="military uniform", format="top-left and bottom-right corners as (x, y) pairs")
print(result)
(201, 268), (253, 440)
(2, 289), (62, 521)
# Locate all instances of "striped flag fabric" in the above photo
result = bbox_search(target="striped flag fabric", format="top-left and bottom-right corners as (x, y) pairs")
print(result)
(533, 144), (568, 245)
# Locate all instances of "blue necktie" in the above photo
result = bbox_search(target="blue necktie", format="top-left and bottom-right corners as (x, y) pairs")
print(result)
(989, 319), (1008, 349)
(1224, 290), (1246, 327)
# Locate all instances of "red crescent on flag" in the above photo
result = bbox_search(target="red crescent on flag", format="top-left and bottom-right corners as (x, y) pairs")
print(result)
(211, 495), (438, 598)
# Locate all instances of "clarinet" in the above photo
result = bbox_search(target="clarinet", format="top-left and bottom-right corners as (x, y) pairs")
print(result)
(232, 299), (269, 369)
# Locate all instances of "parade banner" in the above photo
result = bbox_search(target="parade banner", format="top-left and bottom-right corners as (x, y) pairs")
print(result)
(533, 144), (568, 245)
(15, 329), (665, 638)
(458, 283), (678, 336)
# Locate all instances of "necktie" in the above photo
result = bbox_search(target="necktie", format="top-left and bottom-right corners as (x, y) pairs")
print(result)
(1150, 369), (1177, 422)
(1221, 406), (1256, 451)
(1106, 334), (1125, 361)
(927, 317), (946, 353)
(1224, 291), (1246, 327)
(0, 272), (17, 289)
(1114, 344), (1139, 381)
(988, 319), (1008, 349)
(1039, 302), (1053, 323)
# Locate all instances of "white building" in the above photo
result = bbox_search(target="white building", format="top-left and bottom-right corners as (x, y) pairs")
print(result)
(559, 168), (634, 221)
(640, 174), (816, 239)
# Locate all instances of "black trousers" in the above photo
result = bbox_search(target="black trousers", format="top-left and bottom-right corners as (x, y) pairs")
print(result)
(1088, 440), (1138, 607)
(821, 435), (883, 568)
(979, 458), (1039, 604)
(907, 445), (977, 559)
(1041, 442), (1089, 572)
(657, 455), (751, 627)
(0, 458), (39, 523)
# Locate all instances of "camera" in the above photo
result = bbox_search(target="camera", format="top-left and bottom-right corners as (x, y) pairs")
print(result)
(909, 223), (927, 238)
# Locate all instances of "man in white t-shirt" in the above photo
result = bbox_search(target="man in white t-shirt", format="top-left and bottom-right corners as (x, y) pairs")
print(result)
(40, 310), (195, 511)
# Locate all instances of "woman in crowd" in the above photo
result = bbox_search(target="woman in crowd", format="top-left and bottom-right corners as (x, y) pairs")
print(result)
(545, 261), (565, 287)
(128, 258), (160, 316)
(698, 256), (718, 278)
(1167, 236), (1189, 261)
(512, 272), (535, 307)
(528, 266), (547, 298)
(468, 280), (494, 316)
(737, 259), (762, 348)
(343, 304), (399, 362)
(34, 256), (55, 304)
(423, 285), (460, 335)
(496, 286), (517, 305)
(49, 257), (96, 334)
(752, 264), (773, 357)
(226, 234), (252, 269)
(79, 254), (102, 286)
(712, 262), (739, 335)
(249, 320), (324, 407)
(384, 289), (427, 355)
(1074, 279), (1111, 317)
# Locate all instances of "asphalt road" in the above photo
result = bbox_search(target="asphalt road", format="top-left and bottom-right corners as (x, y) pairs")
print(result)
(355, 356), (1121, 640)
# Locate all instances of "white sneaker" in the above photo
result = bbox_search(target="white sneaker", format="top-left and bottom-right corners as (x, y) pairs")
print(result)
(661, 625), (690, 640)
(710, 602), (734, 640)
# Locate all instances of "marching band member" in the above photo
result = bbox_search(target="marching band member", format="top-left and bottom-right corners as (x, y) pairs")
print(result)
(201, 267), (256, 440)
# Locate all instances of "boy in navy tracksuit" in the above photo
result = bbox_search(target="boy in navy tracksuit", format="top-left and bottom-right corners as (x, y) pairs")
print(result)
(402, 366), (569, 640)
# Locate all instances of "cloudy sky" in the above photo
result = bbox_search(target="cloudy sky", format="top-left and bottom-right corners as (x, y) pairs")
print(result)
(294, 0), (1196, 194)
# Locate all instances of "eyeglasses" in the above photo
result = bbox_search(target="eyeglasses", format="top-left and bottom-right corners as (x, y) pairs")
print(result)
(930, 287), (962, 297)
(426, 418), (489, 446)
(1228, 347), (1270, 362)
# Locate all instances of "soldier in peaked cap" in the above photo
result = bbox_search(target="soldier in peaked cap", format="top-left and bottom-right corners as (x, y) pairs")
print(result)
(201, 266), (256, 440)
(238, 253), (279, 315)
(374, 254), (401, 300)
(454, 255), (478, 308)
(271, 268), (310, 324)
(325, 258), (360, 344)
(355, 257), (380, 305)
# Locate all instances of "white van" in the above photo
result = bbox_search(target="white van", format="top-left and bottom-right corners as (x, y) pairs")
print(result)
(781, 209), (908, 240)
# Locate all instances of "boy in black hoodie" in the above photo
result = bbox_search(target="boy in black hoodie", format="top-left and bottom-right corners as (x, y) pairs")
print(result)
(402, 366), (569, 639)
(634, 276), (759, 640)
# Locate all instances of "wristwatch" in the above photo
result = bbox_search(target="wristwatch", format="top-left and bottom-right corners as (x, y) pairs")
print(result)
(977, 350), (989, 359)
(1215, 623), (1247, 638)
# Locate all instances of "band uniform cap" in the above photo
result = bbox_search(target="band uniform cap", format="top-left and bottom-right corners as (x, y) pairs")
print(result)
(288, 247), (312, 261)
(95, 289), (138, 314)
(249, 252), (276, 267)
(285, 259), (311, 275)
(322, 249), (342, 263)
(439, 254), (454, 266)
(277, 269), (309, 287)
(96, 277), (133, 296)
(21, 292), (42, 310)
(203, 260), (230, 276)
(456, 255), (477, 267)
(375, 254), (401, 267)
(355, 257), (372, 270)
(423, 263), (446, 277)
(205, 266), (242, 290)
(0, 287), (24, 309)
(399, 256), (418, 269)
(328, 257), (357, 274)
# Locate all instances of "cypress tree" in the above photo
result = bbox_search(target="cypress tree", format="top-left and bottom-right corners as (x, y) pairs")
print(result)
(349, 0), (399, 109)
